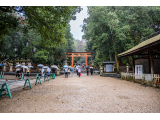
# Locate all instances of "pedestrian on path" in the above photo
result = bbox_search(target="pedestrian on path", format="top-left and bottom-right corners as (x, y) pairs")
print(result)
(70, 67), (74, 76)
(78, 67), (81, 77)
(86, 68), (89, 76)
(65, 67), (68, 78)
(26, 68), (29, 77)
(90, 68), (93, 75)
(16, 67), (20, 77)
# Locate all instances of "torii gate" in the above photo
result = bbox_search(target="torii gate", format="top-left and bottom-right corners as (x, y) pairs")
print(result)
(68, 52), (91, 67)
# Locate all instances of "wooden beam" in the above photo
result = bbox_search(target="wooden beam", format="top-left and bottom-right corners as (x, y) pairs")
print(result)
(132, 55), (135, 73)
(134, 56), (149, 60)
(68, 55), (91, 57)
(153, 50), (160, 54)
(149, 50), (154, 74)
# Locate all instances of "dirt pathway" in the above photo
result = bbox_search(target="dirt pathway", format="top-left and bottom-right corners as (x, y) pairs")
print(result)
(0, 74), (160, 113)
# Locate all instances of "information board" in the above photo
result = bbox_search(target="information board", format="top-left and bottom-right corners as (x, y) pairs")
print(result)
(106, 64), (113, 72)
(135, 65), (143, 79)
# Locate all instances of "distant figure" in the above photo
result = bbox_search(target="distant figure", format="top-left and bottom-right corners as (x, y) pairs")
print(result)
(39, 70), (41, 77)
(48, 71), (50, 76)
(43, 69), (47, 77)
(20, 67), (23, 77)
(52, 68), (55, 74)
(65, 67), (68, 78)
(82, 64), (84, 70)
(26, 68), (29, 77)
(78, 67), (81, 77)
(70, 67), (74, 76)
(86, 68), (89, 76)
(16, 67), (20, 77)
(90, 68), (93, 75)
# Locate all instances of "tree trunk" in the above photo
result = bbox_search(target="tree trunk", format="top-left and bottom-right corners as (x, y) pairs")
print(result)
(112, 34), (119, 74)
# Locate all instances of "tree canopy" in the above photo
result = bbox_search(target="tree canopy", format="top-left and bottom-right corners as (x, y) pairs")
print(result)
(0, 6), (81, 65)
(0, 6), (82, 46)
(82, 6), (160, 73)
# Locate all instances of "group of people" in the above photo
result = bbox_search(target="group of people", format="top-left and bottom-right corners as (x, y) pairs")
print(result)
(16, 67), (30, 78)
(64, 64), (94, 78)
(38, 67), (56, 77)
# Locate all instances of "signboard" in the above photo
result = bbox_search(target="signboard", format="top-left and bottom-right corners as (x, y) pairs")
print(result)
(135, 65), (143, 79)
(106, 64), (113, 72)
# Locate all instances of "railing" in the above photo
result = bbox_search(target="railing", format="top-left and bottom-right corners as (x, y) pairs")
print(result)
(121, 72), (160, 87)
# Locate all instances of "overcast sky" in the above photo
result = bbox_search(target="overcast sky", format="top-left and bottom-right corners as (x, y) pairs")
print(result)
(69, 6), (88, 40)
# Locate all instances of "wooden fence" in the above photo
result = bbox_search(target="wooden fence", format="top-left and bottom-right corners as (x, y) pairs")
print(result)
(121, 72), (160, 87)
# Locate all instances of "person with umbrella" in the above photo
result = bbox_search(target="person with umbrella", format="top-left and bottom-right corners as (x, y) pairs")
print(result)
(90, 67), (93, 75)
(86, 68), (89, 76)
(78, 67), (81, 77)
(70, 67), (74, 76)
(85, 66), (89, 76)
(26, 68), (30, 77)
(16, 67), (20, 77)
(64, 67), (68, 78)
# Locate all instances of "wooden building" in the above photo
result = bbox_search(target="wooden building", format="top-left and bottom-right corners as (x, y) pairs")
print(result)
(118, 31), (160, 74)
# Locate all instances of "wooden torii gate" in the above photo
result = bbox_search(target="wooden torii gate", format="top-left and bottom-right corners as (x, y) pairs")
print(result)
(68, 52), (91, 67)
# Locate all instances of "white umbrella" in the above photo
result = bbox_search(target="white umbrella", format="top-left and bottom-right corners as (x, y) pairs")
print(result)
(21, 66), (28, 69)
(37, 64), (44, 67)
(47, 68), (51, 72)
(43, 66), (49, 69)
(51, 65), (58, 68)
(28, 65), (33, 68)
(90, 67), (93, 68)
(16, 68), (20, 71)
(15, 64), (22, 68)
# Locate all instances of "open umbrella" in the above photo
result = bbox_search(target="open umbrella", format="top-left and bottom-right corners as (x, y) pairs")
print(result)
(63, 65), (68, 68)
(0, 64), (3, 66)
(43, 66), (49, 69)
(28, 65), (33, 68)
(90, 67), (93, 68)
(21, 66), (28, 69)
(37, 64), (44, 67)
(51, 65), (58, 69)
(47, 68), (51, 72)
(15, 64), (22, 68)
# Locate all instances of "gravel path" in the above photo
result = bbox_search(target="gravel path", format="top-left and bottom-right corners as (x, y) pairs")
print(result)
(0, 74), (160, 113)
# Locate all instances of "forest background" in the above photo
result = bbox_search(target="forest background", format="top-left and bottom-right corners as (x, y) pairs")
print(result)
(1, 6), (160, 71)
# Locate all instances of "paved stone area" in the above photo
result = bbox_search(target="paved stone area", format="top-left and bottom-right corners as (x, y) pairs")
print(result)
(0, 73), (160, 113)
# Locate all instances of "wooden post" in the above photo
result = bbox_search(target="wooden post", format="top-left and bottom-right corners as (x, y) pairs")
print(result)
(149, 50), (154, 74)
(132, 55), (135, 73)
(71, 53), (74, 67)
(85, 53), (88, 66)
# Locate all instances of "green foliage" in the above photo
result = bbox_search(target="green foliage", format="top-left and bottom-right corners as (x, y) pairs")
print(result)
(34, 50), (48, 64)
(0, 6), (80, 64)
(82, 6), (160, 71)
(0, 6), (82, 47)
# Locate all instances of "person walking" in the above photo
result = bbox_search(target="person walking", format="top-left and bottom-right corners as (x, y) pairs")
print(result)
(70, 67), (74, 76)
(90, 68), (93, 75)
(16, 67), (20, 77)
(26, 68), (29, 77)
(82, 64), (84, 70)
(78, 67), (81, 77)
(52, 68), (55, 74)
(65, 67), (68, 78)
(86, 68), (89, 76)
(20, 67), (23, 77)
